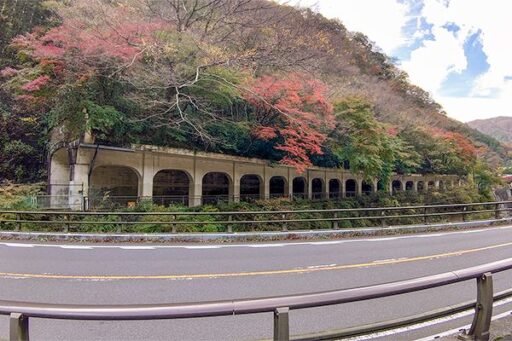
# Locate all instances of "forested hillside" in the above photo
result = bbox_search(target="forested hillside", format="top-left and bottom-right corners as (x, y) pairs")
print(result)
(468, 117), (512, 144)
(0, 0), (505, 188)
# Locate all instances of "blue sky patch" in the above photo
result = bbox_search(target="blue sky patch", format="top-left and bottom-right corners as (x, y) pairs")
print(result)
(438, 29), (491, 97)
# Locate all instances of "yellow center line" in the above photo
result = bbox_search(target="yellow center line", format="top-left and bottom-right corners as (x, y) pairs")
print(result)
(1, 241), (512, 281)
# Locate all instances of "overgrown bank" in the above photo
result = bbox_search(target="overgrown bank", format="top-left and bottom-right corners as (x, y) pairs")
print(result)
(0, 184), (497, 234)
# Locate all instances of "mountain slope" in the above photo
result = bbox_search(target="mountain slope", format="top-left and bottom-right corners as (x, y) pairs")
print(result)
(468, 117), (512, 144)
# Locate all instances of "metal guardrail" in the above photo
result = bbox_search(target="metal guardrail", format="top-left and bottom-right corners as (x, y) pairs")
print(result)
(3, 258), (512, 341)
(0, 201), (511, 233)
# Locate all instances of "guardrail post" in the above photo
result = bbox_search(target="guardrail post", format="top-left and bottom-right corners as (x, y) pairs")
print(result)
(423, 207), (428, 224)
(64, 213), (70, 233)
(461, 272), (493, 341)
(281, 214), (287, 232)
(462, 206), (467, 222)
(332, 212), (338, 229)
(381, 210), (386, 227)
(495, 203), (500, 220)
(10, 313), (29, 341)
(273, 307), (290, 341)
(227, 215), (233, 233)
(15, 213), (21, 232)
(171, 215), (177, 234)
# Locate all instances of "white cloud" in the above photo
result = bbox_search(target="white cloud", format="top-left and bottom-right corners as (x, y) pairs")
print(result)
(281, 0), (512, 122)
(284, 0), (409, 54)
(400, 25), (467, 93)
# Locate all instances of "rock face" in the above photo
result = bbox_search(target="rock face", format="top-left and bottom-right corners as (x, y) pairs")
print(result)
(468, 116), (512, 143)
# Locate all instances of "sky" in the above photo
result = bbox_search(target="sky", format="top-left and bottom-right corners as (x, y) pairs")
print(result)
(284, 0), (512, 122)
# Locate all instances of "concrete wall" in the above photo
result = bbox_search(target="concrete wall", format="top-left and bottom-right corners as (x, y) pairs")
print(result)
(49, 144), (461, 209)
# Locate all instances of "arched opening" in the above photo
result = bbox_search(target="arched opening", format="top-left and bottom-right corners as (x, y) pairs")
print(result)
(392, 180), (402, 193)
(293, 177), (307, 199)
(202, 172), (231, 205)
(377, 180), (386, 192)
(312, 178), (324, 200)
(405, 181), (414, 191)
(362, 181), (373, 195)
(329, 179), (341, 199)
(153, 170), (191, 206)
(240, 174), (262, 202)
(417, 181), (424, 192)
(428, 181), (435, 190)
(90, 165), (140, 208)
(269, 176), (286, 198)
(345, 179), (357, 197)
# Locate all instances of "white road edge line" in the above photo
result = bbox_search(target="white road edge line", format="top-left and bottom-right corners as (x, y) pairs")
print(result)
(344, 297), (512, 341)
(1, 224), (512, 250)
(415, 309), (512, 341)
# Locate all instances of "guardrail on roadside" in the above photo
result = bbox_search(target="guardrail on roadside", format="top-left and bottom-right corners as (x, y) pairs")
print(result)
(0, 201), (511, 233)
(3, 258), (512, 341)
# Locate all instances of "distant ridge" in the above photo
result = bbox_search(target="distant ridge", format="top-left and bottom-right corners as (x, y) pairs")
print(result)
(467, 116), (512, 144)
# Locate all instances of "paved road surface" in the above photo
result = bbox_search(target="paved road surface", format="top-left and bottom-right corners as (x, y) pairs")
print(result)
(1, 225), (512, 340)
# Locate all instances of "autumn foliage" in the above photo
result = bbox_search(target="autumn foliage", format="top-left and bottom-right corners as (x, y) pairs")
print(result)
(246, 73), (334, 172)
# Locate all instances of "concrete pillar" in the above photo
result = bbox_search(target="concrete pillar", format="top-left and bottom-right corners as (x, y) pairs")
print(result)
(70, 163), (88, 210)
(400, 180), (406, 191)
(263, 178), (271, 200)
(307, 172), (313, 200)
(373, 179), (378, 193)
(192, 161), (202, 207)
(325, 179), (330, 199)
(435, 180), (440, 189)
(232, 162), (239, 203)
(286, 169), (293, 199)
(356, 178), (363, 196)
(388, 181), (393, 194)
(233, 177), (240, 203)
(141, 151), (154, 198)
(341, 178), (347, 198)
(413, 181), (418, 192)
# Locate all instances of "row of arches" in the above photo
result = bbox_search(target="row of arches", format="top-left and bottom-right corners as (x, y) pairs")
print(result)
(89, 166), (455, 207)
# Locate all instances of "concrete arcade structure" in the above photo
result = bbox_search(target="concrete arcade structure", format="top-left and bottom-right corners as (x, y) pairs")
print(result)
(49, 142), (460, 209)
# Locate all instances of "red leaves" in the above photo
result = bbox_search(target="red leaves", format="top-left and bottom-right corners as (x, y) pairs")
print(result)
(428, 128), (480, 161)
(0, 67), (18, 78)
(21, 75), (50, 91)
(246, 73), (334, 173)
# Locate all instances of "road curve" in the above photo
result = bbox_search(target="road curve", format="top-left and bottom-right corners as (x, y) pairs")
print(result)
(1, 225), (512, 340)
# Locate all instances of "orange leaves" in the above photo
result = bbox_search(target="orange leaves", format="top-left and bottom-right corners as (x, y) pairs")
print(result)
(246, 73), (334, 173)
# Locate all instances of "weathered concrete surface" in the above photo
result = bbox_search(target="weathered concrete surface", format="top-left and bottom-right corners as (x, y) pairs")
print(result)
(50, 143), (460, 208)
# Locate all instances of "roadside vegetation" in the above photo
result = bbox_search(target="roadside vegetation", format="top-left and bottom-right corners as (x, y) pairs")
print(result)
(0, 183), (496, 233)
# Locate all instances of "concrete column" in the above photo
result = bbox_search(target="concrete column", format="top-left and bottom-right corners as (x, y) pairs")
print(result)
(325, 179), (330, 199)
(413, 181), (418, 192)
(388, 181), (393, 194)
(70, 163), (88, 210)
(286, 169), (293, 199)
(141, 151), (154, 198)
(232, 163), (239, 203)
(263, 166), (270, 200)
(307, 171), (313, 200)
(373, 179), (378, 193)
(233, 177), (240, 203)
(356, 178), (363, 196)
(435, 180), (440, 189)
(192, 159), (202, 207)
(400, 180), (406, 191)
(341, 178), (347, 198)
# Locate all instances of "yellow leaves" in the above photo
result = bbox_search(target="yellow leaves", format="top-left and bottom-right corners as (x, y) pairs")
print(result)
(20, 117), (37, 124)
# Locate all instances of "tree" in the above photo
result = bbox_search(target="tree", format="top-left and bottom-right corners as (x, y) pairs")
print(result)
(245, 73), (334, 172)
(328, 97), (419, 181)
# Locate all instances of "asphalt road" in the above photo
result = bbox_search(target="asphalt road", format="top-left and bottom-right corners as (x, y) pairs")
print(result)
(0, 225), (512, 340)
